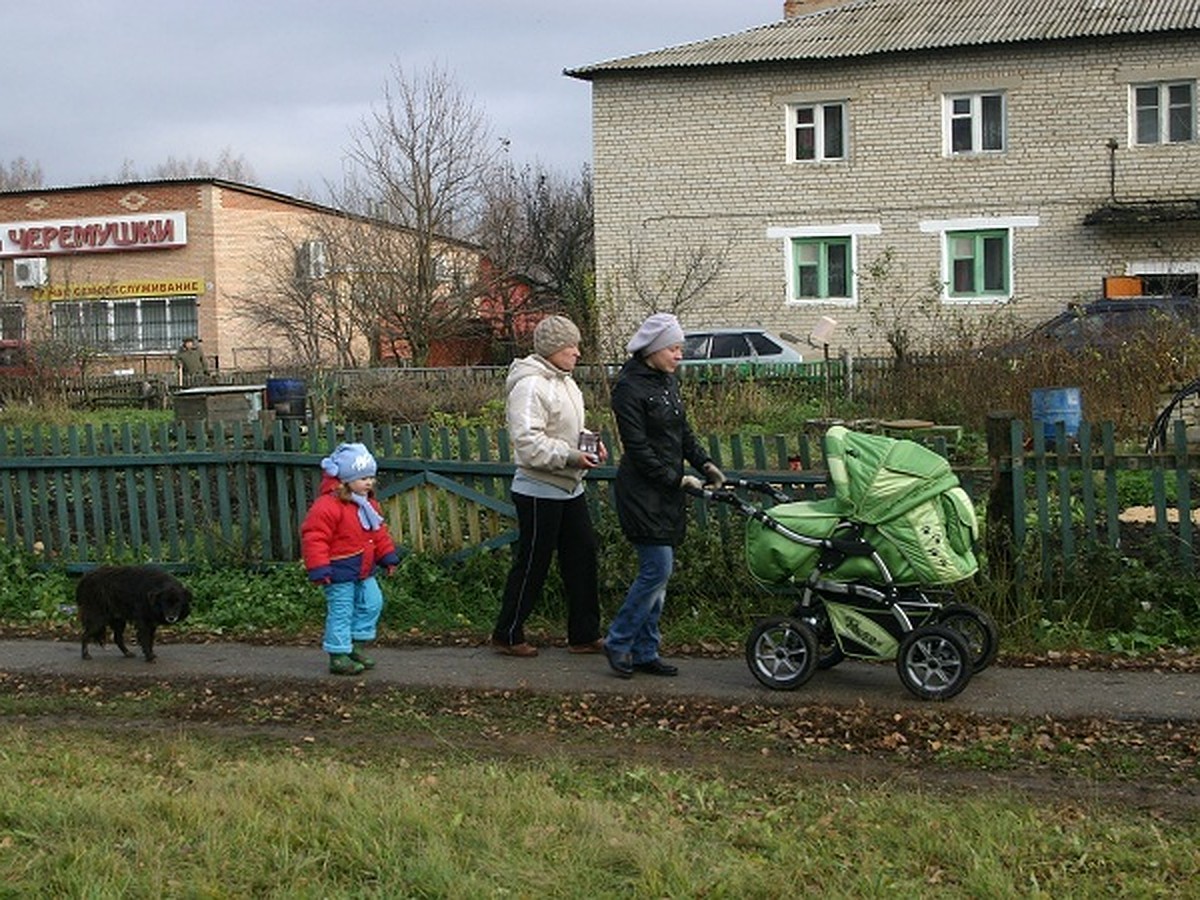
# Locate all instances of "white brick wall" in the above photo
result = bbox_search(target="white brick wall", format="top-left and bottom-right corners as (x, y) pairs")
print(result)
(591, 34), (1200, 354)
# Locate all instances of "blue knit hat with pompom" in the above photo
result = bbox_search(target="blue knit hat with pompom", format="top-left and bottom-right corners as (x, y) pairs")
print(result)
(321, 442), (377, 481)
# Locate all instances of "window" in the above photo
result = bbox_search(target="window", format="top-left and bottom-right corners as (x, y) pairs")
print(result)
(51, 297), (199, 353)
(793, 237), (851, 300)
(767, 223), (879, 304)
(0, 304), (24, 341)
(788, 102), (846, 162)
(1132, 82), (1195, 144)
(746, 332), (784, 356)
(944, 92), (1005, 154)
(947, 230), (1008, 298)
(710, 333), (751, 358)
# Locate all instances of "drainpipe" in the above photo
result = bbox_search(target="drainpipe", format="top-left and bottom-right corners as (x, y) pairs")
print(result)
(1106, 138), (1119, 203)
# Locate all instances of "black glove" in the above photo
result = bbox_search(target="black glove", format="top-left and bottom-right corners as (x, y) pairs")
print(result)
(702, 462), (726, 488)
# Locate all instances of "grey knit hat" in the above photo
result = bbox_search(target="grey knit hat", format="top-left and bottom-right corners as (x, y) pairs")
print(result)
(533, 315), (581, 357)
(627, 313), (685, 356)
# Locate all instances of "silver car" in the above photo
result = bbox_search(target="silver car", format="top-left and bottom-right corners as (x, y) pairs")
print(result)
(681, 329), (804, 365)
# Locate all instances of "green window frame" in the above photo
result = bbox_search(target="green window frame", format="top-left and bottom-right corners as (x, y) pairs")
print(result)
(792, 237), (851, 299)
(947, 230), (1008, 298)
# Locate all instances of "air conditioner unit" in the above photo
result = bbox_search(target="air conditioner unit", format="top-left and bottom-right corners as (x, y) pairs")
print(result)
(297, 241), (328, 280)
(13, 257), (48, 288)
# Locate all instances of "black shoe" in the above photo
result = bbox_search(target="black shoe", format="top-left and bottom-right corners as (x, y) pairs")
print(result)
(604, 644), (634, 679)
(633, 659), (678, 677)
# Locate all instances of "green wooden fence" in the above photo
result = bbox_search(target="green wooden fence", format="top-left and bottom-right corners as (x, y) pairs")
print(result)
(995, 418), (1199, 574)
(1, 418), (1196, 577)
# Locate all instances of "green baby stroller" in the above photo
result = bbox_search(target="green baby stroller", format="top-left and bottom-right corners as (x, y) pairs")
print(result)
(692, 426), (997, 701)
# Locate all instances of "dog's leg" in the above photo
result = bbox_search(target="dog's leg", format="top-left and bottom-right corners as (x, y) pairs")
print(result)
(135, 620), (157, 662)
(111, 619), (136, 658)
(81, 633), (92, 660)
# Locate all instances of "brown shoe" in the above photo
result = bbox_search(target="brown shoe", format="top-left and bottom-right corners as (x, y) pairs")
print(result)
(568, 638), (606, 654)
(491, 638), (538, 657)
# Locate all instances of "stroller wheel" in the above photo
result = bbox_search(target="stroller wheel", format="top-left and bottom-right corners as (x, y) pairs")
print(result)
(936, 603), (1000, 673)
(745, 616), (818, 691)
(896, 625), (972, 701)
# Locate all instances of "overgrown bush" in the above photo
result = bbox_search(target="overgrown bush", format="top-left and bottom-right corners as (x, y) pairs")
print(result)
(861, 324), (1200, 443)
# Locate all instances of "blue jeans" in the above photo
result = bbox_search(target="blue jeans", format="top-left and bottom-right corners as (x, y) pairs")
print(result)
(322, 577), (384, 655)
(606, 543), (673, 665)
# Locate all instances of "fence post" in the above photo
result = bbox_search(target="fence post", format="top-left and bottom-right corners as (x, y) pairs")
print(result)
(985, 411), (1019, 610)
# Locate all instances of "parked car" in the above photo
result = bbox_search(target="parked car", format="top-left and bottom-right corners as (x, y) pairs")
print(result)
(996, 296), (1200, 355)
(681, 329), (804, 365)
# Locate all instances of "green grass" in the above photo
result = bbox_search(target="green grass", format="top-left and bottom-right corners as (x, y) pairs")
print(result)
(0, 722), (1196, 898)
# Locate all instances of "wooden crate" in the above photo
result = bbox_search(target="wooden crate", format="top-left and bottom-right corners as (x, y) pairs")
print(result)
(174, 385), (266, 424)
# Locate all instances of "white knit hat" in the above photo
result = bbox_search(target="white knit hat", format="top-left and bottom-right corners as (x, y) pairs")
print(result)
(627, 313), (685, 356)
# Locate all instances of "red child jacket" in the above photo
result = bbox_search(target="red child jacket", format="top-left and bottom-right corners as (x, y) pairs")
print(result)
(300, 473), (401, 583)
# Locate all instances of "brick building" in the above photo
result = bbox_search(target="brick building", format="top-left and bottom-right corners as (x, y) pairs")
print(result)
(0, 178), (483, 376)
(568, 0), (1200, 354)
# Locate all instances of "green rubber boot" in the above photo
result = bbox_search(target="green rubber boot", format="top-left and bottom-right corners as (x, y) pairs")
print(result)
(329, 653), (365, 676)
(349, 643), (376, 669)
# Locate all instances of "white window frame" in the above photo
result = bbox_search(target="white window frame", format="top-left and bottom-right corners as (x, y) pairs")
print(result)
(786, 101), (848, 162)
(1130, 81), (1196, 145)
(919, 216), (1039, 304)
(766, 223), (881, 306)
(943, 91), (1006, 155)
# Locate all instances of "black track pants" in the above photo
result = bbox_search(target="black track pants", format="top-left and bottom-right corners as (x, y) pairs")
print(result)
(492, 491), (601, 646)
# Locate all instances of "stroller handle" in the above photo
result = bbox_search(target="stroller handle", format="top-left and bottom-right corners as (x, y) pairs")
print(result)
(682, 480), (761, 516)
(732, 477), (794, 503)
(683, 476), (807, 507)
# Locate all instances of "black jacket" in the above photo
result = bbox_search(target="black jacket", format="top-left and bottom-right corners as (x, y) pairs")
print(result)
(611, 356), (712, 545)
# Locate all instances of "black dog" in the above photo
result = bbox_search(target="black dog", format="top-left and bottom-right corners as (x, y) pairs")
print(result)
(77, 565), (192, 662)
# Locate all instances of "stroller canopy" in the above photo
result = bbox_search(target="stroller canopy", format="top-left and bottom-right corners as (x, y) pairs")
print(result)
(745, 426), (978, 587)
(824, 425), (961, 524)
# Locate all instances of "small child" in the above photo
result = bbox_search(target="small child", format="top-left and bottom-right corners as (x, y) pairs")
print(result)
(301, 442), (400, 675)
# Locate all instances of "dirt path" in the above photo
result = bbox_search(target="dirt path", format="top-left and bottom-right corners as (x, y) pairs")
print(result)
(2, 639), (1197, 722)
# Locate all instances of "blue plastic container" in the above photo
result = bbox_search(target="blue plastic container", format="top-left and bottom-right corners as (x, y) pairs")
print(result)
(1031, 387), (1082, 444)
(266, 378), (307, 420)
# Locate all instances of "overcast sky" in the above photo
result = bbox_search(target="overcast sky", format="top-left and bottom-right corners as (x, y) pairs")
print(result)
(7, 1), (782, 199)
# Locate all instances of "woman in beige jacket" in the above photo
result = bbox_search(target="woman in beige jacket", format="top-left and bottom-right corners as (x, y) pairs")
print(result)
(490, 315), (608, 657)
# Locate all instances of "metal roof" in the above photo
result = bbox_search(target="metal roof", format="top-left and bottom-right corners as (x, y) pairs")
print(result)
(566, 0), (1200, 78)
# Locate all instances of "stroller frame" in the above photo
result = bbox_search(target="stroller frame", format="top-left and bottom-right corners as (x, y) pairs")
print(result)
(695, 477), (998, 701)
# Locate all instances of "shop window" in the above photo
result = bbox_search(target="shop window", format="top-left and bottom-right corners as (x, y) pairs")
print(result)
(51, 297), (199, 353)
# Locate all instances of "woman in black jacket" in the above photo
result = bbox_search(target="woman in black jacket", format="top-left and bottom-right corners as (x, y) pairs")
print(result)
(604, 313), (724, 678)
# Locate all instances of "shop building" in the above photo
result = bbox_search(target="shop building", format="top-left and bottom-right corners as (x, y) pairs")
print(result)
(0, 178), (479, 376)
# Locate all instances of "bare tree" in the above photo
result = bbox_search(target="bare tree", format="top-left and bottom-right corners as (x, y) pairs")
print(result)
(478, 161), (595, 357)
(0, 157), (44, 191)
(335, 62), (500, 365)
(114, 148), (257, 183)
(615, 239), (731, 319)
(235, 220), (371, 369)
